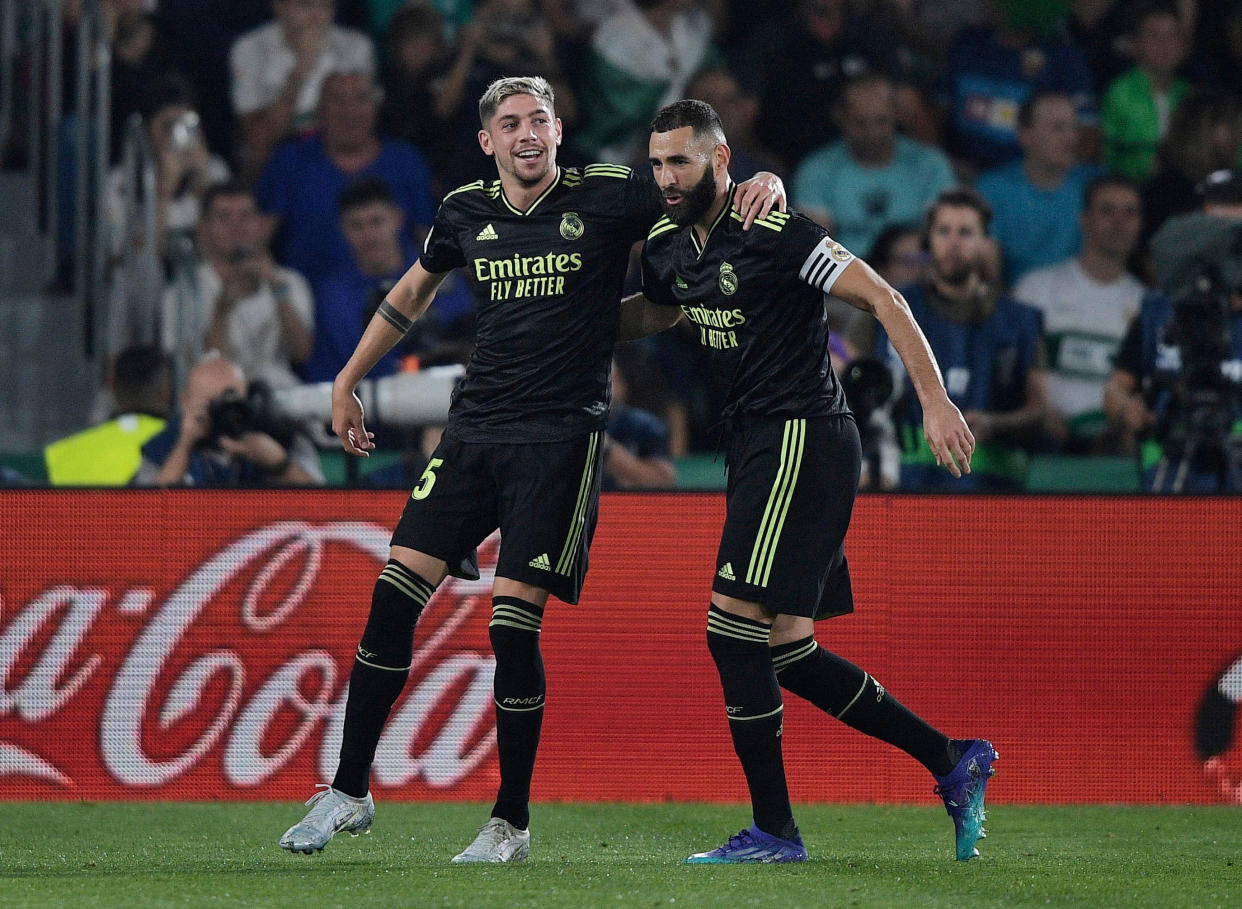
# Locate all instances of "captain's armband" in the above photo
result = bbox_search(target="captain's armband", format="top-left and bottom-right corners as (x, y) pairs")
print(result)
(377, 300), (415, 335)
(798, 237), (855, 295)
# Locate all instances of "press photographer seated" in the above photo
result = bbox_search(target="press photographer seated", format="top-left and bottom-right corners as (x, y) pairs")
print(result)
(135, 354), (323, 488)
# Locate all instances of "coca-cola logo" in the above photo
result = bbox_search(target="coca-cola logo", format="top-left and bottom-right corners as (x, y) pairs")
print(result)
(0, 521), (500, 793)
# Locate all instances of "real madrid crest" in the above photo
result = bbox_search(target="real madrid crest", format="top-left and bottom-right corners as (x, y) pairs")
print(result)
(829, 242), (852, 263)
(559, 211), (584, 240)
(718, 261), (738, 296)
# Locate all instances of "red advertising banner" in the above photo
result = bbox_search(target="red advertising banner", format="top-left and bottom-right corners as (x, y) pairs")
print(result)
(0, 491), (1238, 805)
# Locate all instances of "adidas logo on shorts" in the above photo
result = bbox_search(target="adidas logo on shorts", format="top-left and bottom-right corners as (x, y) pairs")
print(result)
(476, 223), (499, 241)
(528, 553), (551, 571)
(717, 562), (736, 581)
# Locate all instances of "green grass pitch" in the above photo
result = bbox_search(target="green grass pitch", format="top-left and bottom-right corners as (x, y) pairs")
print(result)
(2, 802), (1237, 908)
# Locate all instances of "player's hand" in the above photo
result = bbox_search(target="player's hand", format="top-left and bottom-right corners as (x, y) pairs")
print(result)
(332, 386), (375, 457)
(732, 172), (786, 230)
(923, 398), (974, 478)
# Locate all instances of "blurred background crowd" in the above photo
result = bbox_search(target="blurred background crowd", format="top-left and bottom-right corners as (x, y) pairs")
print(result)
(3, 0), (1242, 492)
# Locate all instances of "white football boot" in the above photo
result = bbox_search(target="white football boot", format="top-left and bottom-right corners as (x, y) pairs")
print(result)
(450, 817), (531, 863)
(279, 785), (374, 854)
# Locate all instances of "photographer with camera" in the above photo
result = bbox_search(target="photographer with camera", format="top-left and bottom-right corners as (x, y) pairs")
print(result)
(107, 74), (230, 265)
(161, 181), (314, 393)
(135, 353), (323, 488)
(1104, 168), (1242, 492)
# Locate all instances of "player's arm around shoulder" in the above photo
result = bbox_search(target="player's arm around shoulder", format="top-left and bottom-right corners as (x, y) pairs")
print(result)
(618, 292), (684, 341)
(620, 227), (687, 341)
(831, 259), (975, 477)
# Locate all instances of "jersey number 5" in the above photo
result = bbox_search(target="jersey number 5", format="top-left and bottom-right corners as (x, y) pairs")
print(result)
(411, 458), (444, 500)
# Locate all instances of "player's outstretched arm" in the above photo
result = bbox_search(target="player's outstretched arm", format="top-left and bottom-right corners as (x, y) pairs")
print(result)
(732, 172), (786, 230)
(618, 292), (684, 341)
(331, 261), (448, 456)
(831, 258), (975, 477)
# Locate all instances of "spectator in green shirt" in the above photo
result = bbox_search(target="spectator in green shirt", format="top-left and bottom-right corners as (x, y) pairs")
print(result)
(1101, 2), (1191, 181)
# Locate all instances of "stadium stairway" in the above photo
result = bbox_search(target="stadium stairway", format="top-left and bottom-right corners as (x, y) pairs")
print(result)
(0, 169), (97, 462)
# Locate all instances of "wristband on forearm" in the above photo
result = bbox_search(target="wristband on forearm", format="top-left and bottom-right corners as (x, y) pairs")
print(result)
(377, 300), (414, 335)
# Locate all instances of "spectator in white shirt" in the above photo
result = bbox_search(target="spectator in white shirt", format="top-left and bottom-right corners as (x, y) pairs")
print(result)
(162, 181), (314, 391)
(230, 0), (375, 182)
(1011, 175), (1152, 452)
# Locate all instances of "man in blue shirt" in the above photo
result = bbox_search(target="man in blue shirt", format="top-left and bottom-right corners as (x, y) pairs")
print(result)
(306, 176), (472, 383)
(977, 90), (1100, 282)
(793, 72), (955, 258)
(256, 70), (436, 283)
(875, 187), (1047, 491)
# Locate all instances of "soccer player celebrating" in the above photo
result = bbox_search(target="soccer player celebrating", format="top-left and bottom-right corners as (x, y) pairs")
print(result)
(278, 77), (785, 862)
(626, 99), (996, 863)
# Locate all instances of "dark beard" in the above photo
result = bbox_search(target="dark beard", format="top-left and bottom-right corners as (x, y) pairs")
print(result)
(660, 165), (718, 226)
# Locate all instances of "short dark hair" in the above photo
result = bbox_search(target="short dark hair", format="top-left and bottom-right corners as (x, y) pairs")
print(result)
(866, 222), (922, 266)
(111, 344), (171, 416)
(384, 2), (444, 56)
(1017, 89), (1074, 129)
(925, 186), (992, 235)
(201, 180), (254, 215)
(836, 71), (894, 109)
(1083, 174), (1141, 209)
(338, 175), (397, 213)
(137, 72), (196, 122)
(650, 99), (726, 145)
(1131, 0), (1181, 34)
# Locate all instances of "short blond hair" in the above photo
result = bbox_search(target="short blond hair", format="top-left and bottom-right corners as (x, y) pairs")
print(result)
(478, 76), (555, 127)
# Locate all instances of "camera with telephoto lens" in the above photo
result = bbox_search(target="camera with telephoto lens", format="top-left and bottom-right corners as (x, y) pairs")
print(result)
(841, 357), (897, 482)
(1151, 264), (1242, 489)
(205, 389), (261, 445)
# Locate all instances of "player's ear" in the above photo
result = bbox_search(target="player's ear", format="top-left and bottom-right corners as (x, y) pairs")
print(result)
(714, 142), (731, 175)
(478, 128), (494, 157)
(554, 117), (563, 146)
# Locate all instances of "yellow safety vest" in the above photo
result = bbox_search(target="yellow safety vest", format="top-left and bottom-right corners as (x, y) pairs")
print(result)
(44, 413), (167, 486)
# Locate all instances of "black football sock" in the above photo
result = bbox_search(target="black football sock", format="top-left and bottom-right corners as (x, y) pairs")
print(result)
(706, 605), (795, 839)
(489, 596), (546, 830)
(333, 560), (437, 797)
(772, 635), (954, 777)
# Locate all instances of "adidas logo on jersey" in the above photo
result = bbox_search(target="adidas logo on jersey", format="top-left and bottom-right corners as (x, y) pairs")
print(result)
(476, 223), (499, 241)
(717, 562), (736, 581)
(529, 553), (551, 571)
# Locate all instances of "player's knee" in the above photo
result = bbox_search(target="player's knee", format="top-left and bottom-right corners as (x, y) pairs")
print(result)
(489, 596), (546, 705)
(493, 576), (550, 608)
(769, 613), (814, 646)
(357, 560), (438, 669)
(707, 604), (771, 656)
(389, 546), (450, 586)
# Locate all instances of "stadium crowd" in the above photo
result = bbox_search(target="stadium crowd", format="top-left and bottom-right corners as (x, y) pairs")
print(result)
(33, 0), (1242, 490)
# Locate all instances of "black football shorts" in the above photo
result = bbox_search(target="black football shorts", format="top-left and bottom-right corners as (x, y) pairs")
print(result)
(390, 432), (604, 604)
(712, 414), (861, 619)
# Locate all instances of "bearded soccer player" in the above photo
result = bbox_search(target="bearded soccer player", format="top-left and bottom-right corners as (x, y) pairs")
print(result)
(625, 99), (996, 863)
(277, 77), (785, 862)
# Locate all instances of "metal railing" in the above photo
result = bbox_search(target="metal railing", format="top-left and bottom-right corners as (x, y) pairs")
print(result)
(1, 0), (113, 355)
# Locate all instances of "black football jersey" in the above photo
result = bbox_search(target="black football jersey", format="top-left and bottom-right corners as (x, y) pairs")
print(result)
(640, 185), (854, 420)
(421, 165), (662, 442)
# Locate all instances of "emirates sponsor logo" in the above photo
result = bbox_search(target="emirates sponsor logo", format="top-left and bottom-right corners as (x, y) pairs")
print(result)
(0, 522), (502, 793)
